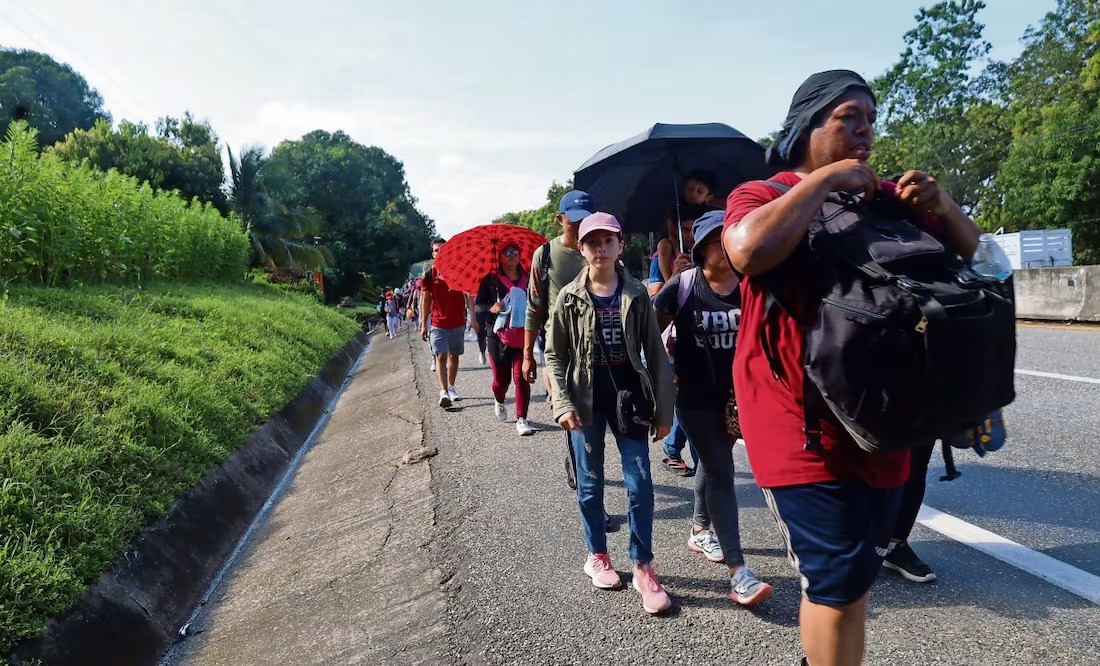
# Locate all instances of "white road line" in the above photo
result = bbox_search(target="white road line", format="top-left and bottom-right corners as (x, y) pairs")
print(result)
(1015, 369), (1100, 384)
(917, 504), (1100, 606)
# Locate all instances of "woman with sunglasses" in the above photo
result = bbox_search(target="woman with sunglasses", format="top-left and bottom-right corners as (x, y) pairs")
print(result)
(475, 243), (534, 436)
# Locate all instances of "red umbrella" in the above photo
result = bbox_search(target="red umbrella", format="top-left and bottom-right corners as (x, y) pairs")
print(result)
(432, 224), (548, 294)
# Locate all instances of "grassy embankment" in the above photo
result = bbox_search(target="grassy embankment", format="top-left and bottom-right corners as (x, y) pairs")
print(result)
(0, 120), (365, 652)
(0, 282), (362, 651)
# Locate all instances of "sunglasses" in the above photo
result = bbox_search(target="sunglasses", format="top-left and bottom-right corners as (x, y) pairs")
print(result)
(501, 248), (520, 257)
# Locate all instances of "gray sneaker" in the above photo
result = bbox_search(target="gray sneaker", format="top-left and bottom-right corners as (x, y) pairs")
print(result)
(730, 566), (773, 606)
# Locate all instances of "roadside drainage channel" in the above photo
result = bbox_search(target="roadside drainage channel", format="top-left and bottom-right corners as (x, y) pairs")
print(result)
(167, 335), (372, 649)
(7, 331), (373, 666)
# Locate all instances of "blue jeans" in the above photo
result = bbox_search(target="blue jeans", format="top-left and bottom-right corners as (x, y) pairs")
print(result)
(570, 412), (655, 564)
(662, 413), (697, 465)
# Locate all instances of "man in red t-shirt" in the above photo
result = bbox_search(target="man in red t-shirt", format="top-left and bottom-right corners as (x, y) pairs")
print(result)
(722, 70), (981, 666)
(420, 238), (476, 409)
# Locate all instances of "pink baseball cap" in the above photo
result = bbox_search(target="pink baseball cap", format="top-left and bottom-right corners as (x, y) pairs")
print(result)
(578, 212), (621, 241)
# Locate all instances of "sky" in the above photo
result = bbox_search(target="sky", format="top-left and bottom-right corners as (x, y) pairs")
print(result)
(0, 0), (1057, 238)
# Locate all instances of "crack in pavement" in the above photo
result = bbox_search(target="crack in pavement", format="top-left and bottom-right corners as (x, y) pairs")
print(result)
(390, 411), (424, 426)
(378, 522), (394, 553)
(381, 465), (400, 493)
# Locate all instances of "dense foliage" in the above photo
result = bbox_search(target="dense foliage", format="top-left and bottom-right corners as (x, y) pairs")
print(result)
(263, 130), (437, 298)
(0, 48), (108, 149)
(0, 123), (247, 286)
(227, 145), (331, 272)
(868, 0), (1100, 263)
(493, 181), (571, 239)
(52, 113), (229, 214)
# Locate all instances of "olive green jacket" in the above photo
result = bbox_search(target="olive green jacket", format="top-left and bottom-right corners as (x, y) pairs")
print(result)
(544, 264), (674, 429)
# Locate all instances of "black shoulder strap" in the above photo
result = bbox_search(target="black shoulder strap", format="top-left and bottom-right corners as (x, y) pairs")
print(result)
(940, 443), (961, 481)
(802, 376), (826, 452)
(756, 178), (825, 450)
(540, 240), (552, 275)
(535, 240), (552, 299)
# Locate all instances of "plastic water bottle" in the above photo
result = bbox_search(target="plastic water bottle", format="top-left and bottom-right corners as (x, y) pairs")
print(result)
(970, 233), (1013, 282)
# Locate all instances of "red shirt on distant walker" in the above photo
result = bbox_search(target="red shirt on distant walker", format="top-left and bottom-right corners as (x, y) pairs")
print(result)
(723, 171), (944, 490)
(423, 267), (467, 329)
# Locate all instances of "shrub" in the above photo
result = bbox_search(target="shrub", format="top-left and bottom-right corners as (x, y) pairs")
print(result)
(0, 122), (248, 286)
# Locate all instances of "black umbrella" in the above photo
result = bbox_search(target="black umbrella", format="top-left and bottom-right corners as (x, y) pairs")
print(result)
(573, 123), (774, 245)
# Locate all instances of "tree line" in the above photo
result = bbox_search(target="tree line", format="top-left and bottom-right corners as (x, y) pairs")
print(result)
(500, 0), (1100, 266)
(866, 0), (1100, 264)
(0, 46), (436, 298)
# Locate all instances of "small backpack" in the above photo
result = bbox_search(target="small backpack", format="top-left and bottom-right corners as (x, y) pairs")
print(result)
(760, 180), (1016, 454)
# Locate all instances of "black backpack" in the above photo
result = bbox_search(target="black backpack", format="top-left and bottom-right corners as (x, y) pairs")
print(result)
(760, 181), (1016, 454)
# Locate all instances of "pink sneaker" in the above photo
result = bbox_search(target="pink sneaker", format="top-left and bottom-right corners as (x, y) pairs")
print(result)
(583, 553), (622, 590)
(632, 563), (671, 614)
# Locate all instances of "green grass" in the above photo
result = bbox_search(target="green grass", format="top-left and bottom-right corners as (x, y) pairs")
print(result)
(0, 282), (361, 652)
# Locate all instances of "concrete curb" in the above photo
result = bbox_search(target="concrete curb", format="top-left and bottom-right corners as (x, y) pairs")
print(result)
(6, 331), (371, 666)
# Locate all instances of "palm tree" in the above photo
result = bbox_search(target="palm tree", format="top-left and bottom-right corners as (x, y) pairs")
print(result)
(227, 144), (332, 271)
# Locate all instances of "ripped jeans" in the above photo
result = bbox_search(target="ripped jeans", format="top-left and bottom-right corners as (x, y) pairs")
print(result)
(570, 412), (655, 564)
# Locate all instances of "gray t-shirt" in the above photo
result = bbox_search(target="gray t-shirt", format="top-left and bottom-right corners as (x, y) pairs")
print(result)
(525, 236), (586, 331)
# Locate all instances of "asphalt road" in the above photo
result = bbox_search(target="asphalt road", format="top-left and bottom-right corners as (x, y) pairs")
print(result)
(421, 324), (1100, 666)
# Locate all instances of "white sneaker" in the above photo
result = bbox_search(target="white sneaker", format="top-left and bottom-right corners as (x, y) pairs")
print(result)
(478, 351), (487, 365)
(447, 386), (459, 402)
(516, 418), (534, 436)
(430, 358), (437, 372)
(687, 528), (725, 563)
(438, 390), (451, 409)
(494, 402), (508, 422)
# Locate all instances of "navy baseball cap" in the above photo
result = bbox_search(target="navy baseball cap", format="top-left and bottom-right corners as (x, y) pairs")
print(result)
(558, 190), (596, 223)
(691, 209), (725, 265)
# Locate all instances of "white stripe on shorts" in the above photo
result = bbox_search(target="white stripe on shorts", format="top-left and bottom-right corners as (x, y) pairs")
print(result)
(761, 487), (810, 593)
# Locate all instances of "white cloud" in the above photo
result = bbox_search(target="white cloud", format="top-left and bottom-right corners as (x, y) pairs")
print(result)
(232, 98), (577, 238)
(250, 102), (361, 146)
(412, 155), (555, 238)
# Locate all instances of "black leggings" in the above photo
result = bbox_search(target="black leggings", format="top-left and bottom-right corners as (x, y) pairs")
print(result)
(676, 406), (745, 567)
(893, 442), (936, 541)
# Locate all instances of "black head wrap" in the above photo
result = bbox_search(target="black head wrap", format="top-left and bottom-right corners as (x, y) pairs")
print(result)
(765, 70), (876, 167)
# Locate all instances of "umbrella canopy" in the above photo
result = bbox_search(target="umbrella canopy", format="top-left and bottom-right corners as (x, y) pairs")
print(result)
(431, 223), (547, 294)
(573, 123), (774, 234)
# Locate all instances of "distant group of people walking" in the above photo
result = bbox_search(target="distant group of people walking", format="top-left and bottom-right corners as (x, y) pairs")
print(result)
(388, 69), (1011, 666)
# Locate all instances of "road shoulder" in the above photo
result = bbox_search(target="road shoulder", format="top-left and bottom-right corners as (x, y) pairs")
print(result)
(163, 332), (448, 665)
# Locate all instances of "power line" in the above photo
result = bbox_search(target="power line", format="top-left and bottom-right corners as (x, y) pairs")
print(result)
(6, 0), (161, 121)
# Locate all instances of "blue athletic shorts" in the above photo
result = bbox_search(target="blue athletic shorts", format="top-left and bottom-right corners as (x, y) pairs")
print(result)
(762, 480), (902, 606)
